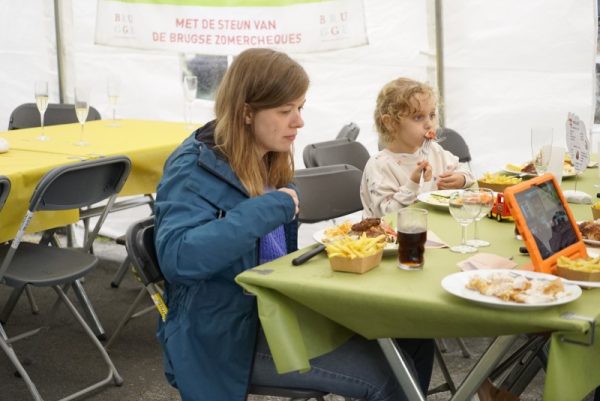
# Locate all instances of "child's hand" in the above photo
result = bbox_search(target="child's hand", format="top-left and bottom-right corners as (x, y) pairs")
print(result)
(410, 160), (432, 184)
(436, 171), (465, 189)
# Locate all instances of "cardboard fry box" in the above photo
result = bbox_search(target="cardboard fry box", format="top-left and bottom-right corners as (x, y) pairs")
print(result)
(477, 180), (514, 194)
(328, 250), (383, 274)
(556, 265), (600, 282)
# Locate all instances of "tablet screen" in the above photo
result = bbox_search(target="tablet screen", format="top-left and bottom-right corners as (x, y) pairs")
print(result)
(513, 180), (579, 259)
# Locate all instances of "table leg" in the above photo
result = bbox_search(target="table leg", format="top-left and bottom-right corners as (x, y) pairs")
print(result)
(450, 335), (520, 401)
(377, 338), (426, 401)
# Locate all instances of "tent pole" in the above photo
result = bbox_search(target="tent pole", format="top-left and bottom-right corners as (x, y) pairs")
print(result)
(435, 0), (445, 128)
(53, 0), (66, 103)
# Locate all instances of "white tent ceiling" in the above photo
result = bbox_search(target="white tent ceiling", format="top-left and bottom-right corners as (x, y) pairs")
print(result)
(0, 0), (596, 178)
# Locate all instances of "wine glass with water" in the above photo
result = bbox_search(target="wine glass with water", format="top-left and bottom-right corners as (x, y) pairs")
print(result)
(35, 81), (49, 141)
(466, 188), (494, 248)
(74, 86), (90, 146)
(448, 190), (481, 254)
(531, 127), (553, 176)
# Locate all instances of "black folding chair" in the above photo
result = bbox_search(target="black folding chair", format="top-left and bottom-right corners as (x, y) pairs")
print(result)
(0, 156), (131, 401)
(437, 127), (472, 164)
(8, 102), (101, 130)
(106, 217), (329, 400)
(302, 138), (370, 171)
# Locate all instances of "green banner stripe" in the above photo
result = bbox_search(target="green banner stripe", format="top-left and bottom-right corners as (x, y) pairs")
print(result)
(110, 0), (325, 6)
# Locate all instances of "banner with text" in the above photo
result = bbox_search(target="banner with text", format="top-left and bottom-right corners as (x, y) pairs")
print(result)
(95, 0), (368, 55)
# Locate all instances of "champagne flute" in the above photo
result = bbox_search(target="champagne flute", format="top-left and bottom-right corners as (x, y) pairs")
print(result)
(182, 75), (197, 129)
(448, 190), (481, 254)
(74, 86), (90, 146)
(107, 75), (120, 127)
(466, 188), (494, 247)
(531, 127), (553, 176)
(34, 81), (49, 141)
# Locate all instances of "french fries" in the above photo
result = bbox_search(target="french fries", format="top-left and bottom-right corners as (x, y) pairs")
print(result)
(557, 255), (600, 272)
(326, 233), (386, 259)
(479, 173), (522, 185)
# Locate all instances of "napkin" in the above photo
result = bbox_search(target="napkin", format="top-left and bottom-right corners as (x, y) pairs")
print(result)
(563, 189), (592, 204)
(425, 231), (448, 248)
(457, 252), (518, 272)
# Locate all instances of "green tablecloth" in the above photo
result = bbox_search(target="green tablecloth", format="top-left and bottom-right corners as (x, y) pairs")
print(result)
(236, 168), (600, 401)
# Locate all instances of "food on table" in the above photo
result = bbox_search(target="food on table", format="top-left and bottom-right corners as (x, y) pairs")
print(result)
(323, 218), (396, 244)
(520, 162), (537, 174)
(578, 220), (600, 241)
(505, 161), (576, 176)
(466, 272), (568, 304)
(557, 255), (600, 272)
(479, 173), (522, 185)
(427, 192), (451, 205)
(556, 255), (600, 282)
(325, 233), (386, 259)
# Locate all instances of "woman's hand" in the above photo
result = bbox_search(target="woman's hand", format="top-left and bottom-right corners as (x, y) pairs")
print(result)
(436, 172), (466, 189)
(410, 160), (432, 184)
(278, 187), (299, 216)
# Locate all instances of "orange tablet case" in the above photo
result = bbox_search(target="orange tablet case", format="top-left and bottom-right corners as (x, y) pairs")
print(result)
(503, 173), (587, 274)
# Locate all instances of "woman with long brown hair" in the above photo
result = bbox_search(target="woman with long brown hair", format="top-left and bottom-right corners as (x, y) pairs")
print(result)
(154, 48), (432, 401)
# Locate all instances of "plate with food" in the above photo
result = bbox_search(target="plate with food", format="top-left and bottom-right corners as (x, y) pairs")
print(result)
(577, 220), (600, 247)
(503, 161), (577, 178)
(441, 269), (581, 310)
(313, 217), (397, 251)
(417, 189), (459, 208)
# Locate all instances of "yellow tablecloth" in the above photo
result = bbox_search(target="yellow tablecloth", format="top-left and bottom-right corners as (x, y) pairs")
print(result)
(0, 120), (195, 242)
(236, 167), (600, 401)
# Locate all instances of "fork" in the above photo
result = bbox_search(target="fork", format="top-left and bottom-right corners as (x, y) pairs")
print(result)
(420, 138), (432, 181)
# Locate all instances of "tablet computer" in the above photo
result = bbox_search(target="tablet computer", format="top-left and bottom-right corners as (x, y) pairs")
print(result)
(503, 173), (587, 274)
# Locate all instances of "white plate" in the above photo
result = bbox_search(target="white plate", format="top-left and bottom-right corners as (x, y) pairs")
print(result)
(312, 224), (397, 251)
(502, 165), (577, 178)
(441, 269), (582, 310)
(416, 190), (459, 208)
(559, 277), (600, 288)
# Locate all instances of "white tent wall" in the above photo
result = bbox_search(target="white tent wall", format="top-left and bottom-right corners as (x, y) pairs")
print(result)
(0, 0), (596, 177)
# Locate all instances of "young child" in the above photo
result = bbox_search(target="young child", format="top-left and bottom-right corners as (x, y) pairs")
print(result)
(361, 77), (474, 218)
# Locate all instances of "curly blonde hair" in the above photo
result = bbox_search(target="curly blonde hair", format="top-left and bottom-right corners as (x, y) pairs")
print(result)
(374, 78), (436, 145)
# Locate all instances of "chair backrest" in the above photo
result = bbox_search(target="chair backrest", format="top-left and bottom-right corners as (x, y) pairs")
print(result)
(8, 103), (102, 130)
(438, 127), (472, 163)
(0, 176), (10, 212)
(294, 164), (363, 223)
(29, 156), (131, 212)
(303, 139), (370, 171)
(125, 217), (163, 286)
(335, 122), (360, 141)
(0, 156), (131, 280)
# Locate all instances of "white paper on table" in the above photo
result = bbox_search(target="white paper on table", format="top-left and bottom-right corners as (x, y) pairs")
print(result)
(566, 112), (590, 172)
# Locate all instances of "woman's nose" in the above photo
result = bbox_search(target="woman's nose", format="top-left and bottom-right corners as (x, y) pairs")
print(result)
(293, 112), (304, 128)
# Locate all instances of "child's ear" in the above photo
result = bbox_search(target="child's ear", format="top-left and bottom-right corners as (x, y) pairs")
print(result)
(381, 114), (397, 132)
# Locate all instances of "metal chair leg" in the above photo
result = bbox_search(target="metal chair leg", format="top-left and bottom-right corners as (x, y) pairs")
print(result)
(105, 287), (146, 351)
(71, 280), (106, 340)
(0, 324), (43, 401)
(0, 287), (25, 323)
(456, 337), (472, 358)
(428, 340), (457, 395)
(24, 286), (39, 315)
(110, 256), (131, 288)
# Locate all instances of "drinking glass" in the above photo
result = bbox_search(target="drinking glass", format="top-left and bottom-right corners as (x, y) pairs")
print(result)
(74, 86), (90, 146)
(396, 208), (428, 270)
(34, 81), (49, 141)
(182, 75), (198, 129)
(466, 188), (494, 247)
(107, 76), (120, 127)
(448, 191), (481, 254)
(531, 127), (554, 176)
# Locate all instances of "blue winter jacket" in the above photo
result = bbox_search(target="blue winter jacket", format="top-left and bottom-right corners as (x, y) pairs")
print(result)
(154, 121), (298, 401)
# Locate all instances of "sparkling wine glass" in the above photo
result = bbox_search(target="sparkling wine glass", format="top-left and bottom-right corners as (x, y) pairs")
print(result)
(448, 190), (481, 254)
(531, 127), (554, 176)
(182, 75), (197, 129)
(74, 86), (90, 146)
(466, 188), (494, 247)
(34, 81), (49, 141)
(107, 75), (120, 127)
